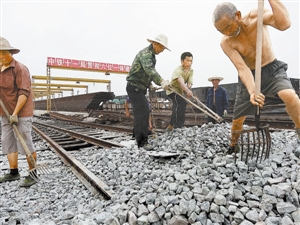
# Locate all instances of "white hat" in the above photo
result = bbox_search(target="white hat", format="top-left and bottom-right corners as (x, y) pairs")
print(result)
(208, 76), (223, 82)
(0, 37), (20, 54)
(147, 34), (170, 51)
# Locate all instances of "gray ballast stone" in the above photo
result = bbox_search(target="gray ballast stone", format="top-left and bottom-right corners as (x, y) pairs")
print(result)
(214, 194), (227, 206)
(137, 215), (148, 225)
(245, 209), (259, 223)
(168, 215), (189, 225)
(292, 208), (300, 222)
(276, 202), (297, 214)
(1, 122), (300, 224)
(281, 215), (295, 225)
(127, 211), (137, 225)
(239, 220), (254, 225)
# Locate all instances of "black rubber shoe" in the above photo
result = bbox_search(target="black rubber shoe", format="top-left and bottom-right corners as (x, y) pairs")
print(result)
(142, 143), (154, 151)
(0, 173), (21, 183)
(19, 175), (37, 187)
(226, 145), (240, 154)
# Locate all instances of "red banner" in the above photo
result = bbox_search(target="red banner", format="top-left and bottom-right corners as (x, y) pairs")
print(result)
(47, 57), (130, 73)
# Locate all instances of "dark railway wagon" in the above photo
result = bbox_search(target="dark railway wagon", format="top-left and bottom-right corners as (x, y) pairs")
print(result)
(150, 78), (299, 105)
(34, 78), (298, 113)
(34, 92), (115, 112)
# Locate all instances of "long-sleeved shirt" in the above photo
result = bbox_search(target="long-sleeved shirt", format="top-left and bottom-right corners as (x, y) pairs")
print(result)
(126, 44), (163, 91)
(0, 59), (33, 117)
(206, 86), (228, 116)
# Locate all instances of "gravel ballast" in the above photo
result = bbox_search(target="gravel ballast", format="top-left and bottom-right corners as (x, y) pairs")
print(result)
(0, 122), (299, 225)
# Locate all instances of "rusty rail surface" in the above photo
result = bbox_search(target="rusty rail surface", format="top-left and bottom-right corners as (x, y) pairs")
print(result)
(34, 121), (125, 149)
(33, 125), (115, 199)
(93, 110), (295, 130)
(49, 112), (133, 133)
(36, 109), (295, 131)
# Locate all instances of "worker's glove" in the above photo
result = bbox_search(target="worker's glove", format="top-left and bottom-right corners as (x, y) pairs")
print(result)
(160, 80), (170, 91)
(149, 85), (158, 91)
(9, 115), (18, 125)
(223, 110), (228, 116)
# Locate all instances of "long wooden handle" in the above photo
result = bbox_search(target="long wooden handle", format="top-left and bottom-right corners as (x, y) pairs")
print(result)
(255, 0), (264, 128)
(255, 0), (264, 95)
(0, 98), (12, 119)
(0, 98), (37, 167)
(168, 87), (223, 123)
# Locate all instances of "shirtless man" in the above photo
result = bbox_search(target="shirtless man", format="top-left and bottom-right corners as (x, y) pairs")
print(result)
(213, 0), (300, 153)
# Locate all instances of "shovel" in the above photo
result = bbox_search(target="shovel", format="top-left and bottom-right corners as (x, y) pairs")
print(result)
(233, 0), (271, 163)
(0, 98), (52, 181)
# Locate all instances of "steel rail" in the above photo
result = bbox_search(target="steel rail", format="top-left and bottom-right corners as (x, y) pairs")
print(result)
(96, 110), (295, 130)
(49, 112), (133, 133)
(36, 110), (295, 130)
(34, 121), (125, 149)
(32, 125), (115, 199)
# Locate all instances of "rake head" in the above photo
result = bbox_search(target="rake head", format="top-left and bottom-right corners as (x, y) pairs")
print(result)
(233, 124), (272, 164)
(28, 163), (54, 182)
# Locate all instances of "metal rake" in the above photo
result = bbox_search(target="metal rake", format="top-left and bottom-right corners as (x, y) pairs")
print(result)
(0, 98), (53, 181)
(233, 124), (271, 164)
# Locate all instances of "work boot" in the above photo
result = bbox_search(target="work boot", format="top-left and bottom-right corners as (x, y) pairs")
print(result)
(0, 173), (20, 183)
(19, 175), (37, 188)
(142, 143), (154, 151)
(226, 145), (240, 155)
(166, 125), (173, 132)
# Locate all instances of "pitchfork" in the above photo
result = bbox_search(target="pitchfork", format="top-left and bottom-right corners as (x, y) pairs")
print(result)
(0, 98), (53, 181)
(233, 0), (272, 164)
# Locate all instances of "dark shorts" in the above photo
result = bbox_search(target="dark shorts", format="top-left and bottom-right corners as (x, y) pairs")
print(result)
(233, 59), (294, 119)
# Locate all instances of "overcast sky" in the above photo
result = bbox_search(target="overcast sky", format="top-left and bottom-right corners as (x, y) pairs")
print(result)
(1, 0), (299, 97)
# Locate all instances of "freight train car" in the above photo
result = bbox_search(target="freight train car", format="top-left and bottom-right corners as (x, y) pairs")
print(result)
(98, 78), (299, 128)
(150, 77), (299, 107)
(109, 78), (298, 114)
(38, 78), (296, 114)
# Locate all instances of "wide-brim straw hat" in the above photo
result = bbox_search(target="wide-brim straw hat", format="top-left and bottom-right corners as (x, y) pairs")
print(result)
(0, 37), (20, 54)
(208, 76), (223, 82)
(147, 34), (171, 51)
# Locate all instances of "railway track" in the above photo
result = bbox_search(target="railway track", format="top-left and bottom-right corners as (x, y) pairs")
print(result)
(91, 110), (296, 130)
(1, 111), (299, 224)
(30, 110), (294, 197)
(1, 110), (295, 199)
(24, 117), (134, 199)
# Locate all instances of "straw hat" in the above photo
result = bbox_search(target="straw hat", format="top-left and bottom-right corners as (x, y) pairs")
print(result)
(0, 37), (20, 54)
(208, 76), (223, 82)
(147, 34), (170, 51)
